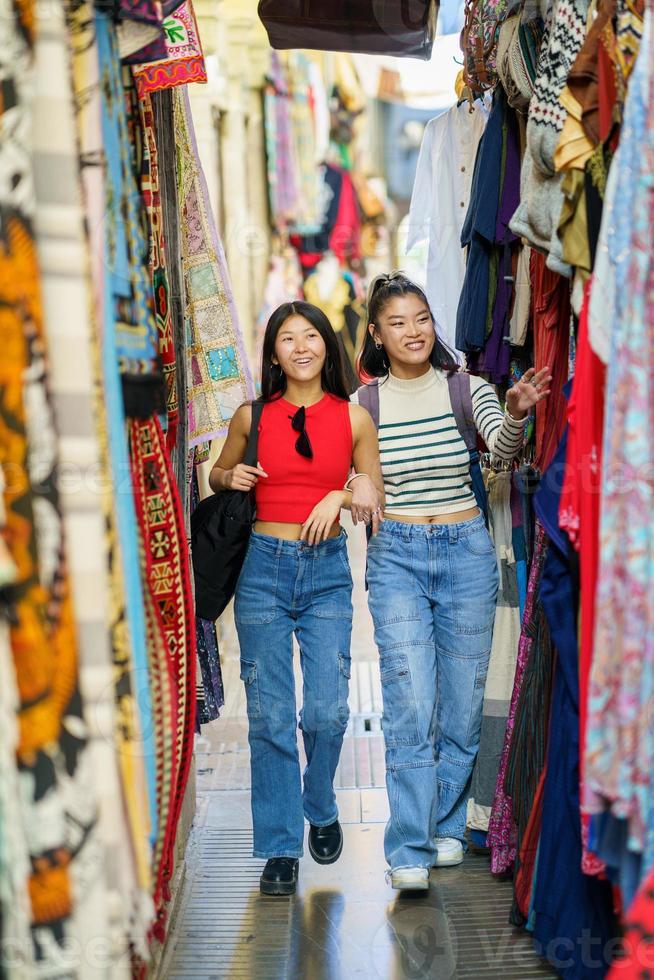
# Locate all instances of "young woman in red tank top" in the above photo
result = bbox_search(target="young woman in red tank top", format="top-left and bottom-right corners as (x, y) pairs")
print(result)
(210, 301), (383, 896)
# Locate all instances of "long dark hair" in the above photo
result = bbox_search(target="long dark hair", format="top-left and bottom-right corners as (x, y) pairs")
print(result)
(358, 272), (459, 379)
(260, 301), (350, 401)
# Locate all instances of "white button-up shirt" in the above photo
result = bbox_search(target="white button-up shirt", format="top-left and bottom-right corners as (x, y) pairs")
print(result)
(406, 101), (487, 353)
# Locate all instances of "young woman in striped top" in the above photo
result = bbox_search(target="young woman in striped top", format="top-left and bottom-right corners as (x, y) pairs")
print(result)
(354, 273), (551, 890)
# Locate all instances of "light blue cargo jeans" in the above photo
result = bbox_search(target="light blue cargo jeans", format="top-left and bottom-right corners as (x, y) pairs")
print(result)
(234, 530), (353, 859)
(366, 514), (498, 870)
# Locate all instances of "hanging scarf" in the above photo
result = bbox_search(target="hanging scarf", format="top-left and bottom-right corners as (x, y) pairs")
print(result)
(138, 91), (179, 447)
(172, 85), (254, 445)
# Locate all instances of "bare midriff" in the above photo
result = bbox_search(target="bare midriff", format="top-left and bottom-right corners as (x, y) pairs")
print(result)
(384, 505), (480, 526)
(254, 521), (342, 541)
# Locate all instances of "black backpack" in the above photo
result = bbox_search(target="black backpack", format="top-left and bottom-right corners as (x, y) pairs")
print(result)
(191, 401), (264, 621)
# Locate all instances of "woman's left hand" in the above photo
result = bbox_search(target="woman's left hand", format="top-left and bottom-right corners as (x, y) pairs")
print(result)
(505, 366), (552, 419)
(301, 491), (344, 546)
(350, 475), (384, 536)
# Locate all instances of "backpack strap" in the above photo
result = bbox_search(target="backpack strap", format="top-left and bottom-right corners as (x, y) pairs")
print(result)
(447, 371), (477, 453)
(356, 380), (380, 431)
(243, 400), (265, 467)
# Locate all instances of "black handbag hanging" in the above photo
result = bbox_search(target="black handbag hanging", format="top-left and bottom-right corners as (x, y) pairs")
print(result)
(257, 0), (439, 60)
(191, 401), (265, 621)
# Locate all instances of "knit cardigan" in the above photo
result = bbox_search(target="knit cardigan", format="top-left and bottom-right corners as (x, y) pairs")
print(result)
(510, 0), (591, 273)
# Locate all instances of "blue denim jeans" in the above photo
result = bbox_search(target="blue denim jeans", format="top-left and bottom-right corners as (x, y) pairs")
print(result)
(234, 531), (353, 859)
(366, 514), (499, 870)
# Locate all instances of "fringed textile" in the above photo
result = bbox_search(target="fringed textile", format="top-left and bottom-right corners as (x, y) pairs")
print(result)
(173, 85), (254, 445)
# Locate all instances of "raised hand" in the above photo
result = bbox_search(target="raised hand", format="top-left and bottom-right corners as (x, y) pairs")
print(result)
(505, 366), (552, 419)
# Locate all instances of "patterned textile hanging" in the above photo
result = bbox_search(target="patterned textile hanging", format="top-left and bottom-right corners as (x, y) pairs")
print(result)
(488, 524), (548, 875)
(138, 91), (179, 448)
(97, 3), (161, 914)
(65, 0), (154, 960)
(0, 472), (34, 978)
(0, 0), (103, 969)
(263, 52), (301, 230)
(172, 85), (254, 445)
(128, 415), (197, 940)
(33, 0), (126, 965)
(132, 1), (207, 97)
(467, 470), (523, 834)
(97, 12), (166, 422)
(585, 4), (654, 872)
(150, 89), (190, 521)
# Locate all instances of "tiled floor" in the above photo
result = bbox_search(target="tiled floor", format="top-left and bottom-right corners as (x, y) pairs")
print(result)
(163, 519), (557, 979)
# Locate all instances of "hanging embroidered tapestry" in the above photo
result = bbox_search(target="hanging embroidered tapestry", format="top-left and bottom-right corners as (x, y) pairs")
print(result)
(173, 85), (254, 445)
(132, 1), (207, 97)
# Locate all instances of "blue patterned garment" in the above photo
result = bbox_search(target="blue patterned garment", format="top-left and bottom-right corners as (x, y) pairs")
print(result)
(96, 10), (158, 837)
(97, 11), (165, 418)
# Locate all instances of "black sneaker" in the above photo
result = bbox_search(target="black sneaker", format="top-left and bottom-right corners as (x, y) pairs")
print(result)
(308, 820), (343, 865)
(260, 858), (299, 896)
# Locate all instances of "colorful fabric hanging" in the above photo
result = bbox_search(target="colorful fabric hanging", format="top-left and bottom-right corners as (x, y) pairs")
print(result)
(96, 5), (159, 902)
(128, 415), (196, 940)
(585, 4), (654, 870)
(138, 91), (179, 447)
(468, 470), (522, 834)
(0, 0), (102, 968)
(66, 0), (154, 960)
(97, 13), (166, 421)
(132, 1), (207, 97)
(0, 470), (33, 978)
(33, 0), (132, 964)
(264, 52), (301, 229)
(488, 524), (548, 875)
(173, 85), (254, 445)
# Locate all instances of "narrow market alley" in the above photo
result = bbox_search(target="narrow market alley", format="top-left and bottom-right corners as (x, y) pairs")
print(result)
(3, 0), (654, 976)
(161, 521), (556, 980)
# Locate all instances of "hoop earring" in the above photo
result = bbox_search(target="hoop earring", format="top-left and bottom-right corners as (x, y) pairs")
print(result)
(326, 356), (334, 371)
(374, 342), (383, 351)
(271, 362), (283, 378)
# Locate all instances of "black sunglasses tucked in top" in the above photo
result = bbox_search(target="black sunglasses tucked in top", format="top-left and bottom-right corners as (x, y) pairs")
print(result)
(289, 406), (313, 460)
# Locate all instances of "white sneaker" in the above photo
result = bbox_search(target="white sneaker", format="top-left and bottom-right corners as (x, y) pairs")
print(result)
(433, 837), (464, 867)
(388, 867), (430, 891)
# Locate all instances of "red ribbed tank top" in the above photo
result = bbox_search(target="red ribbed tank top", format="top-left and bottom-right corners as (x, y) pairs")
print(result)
(255, 393), (353, 524)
